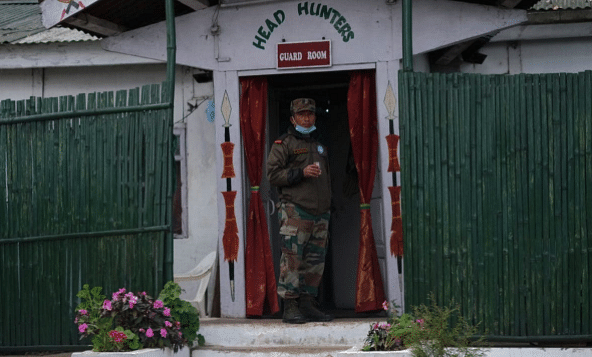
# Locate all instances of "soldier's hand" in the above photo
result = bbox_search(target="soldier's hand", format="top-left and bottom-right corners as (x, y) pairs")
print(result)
(303, 163), (321, 178)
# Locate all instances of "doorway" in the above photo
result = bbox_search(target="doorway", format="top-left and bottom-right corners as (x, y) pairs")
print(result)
(261, 70), (363, 316)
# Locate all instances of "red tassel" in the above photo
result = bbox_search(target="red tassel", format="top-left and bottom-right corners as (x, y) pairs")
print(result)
(221, 191), (239, 261)
(221, 142), (236, 179)
(386, 134), (400, 173)
(388, 186), (404, 257)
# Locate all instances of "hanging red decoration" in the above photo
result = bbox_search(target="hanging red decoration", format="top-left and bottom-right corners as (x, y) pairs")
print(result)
(221, 191), (239, 262)
(386, 134), (400, 172)
(389, 186), (403, 257)
(221, 142), (236, 179)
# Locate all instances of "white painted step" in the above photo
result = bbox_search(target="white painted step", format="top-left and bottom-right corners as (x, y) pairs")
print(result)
(198, 318), (373, 348)
(194, 318), (592, 357)
(193, 346), (351, 357)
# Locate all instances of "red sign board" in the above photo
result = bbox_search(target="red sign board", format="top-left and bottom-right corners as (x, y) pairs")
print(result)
(277, 40), (332, 69)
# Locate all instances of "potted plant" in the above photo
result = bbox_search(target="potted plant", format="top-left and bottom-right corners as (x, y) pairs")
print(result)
(362, 295), (486, 357)
(73, 282), (204, 357)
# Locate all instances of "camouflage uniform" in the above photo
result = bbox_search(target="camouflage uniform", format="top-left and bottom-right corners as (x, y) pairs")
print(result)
(277, 202), (330, 298)
(266, 98), (332, 300)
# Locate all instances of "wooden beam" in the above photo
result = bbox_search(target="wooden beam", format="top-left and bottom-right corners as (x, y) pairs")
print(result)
(176, 0), (209, 11)
(500, 0), (522, 8)
(433, 41), (474, 66)
(63, 13), (126, 37)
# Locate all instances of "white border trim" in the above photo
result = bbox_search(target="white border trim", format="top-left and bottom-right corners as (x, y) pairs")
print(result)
(238, 62), (376, 77)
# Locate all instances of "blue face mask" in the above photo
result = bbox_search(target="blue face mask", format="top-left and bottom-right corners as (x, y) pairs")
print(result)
(295, 124), (316, 134)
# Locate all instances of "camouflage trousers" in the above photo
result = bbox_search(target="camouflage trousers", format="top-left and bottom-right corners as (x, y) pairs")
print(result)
(277, 202), (330, 299)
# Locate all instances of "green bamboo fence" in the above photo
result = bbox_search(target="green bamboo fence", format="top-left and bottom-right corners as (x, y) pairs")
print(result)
(0, 84), (173, 348)
(400, 71), (592, 341)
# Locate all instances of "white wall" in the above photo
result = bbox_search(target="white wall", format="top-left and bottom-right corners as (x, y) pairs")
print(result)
(175, 70), (218, 276)
(103, 0), (527, 71)
(0, 68), (42, 99)
(460, 29), (592, 75)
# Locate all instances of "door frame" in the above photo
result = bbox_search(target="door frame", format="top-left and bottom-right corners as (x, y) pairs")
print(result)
(214, 61), (404, 317)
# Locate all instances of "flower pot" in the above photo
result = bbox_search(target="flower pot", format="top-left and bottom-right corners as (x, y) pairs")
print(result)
(338, 345), (412, 357)
(72, 348), (190, 357)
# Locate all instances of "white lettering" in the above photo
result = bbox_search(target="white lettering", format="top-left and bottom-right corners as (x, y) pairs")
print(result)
(279, 52), (303, 61)
(307, 51), (327, 60)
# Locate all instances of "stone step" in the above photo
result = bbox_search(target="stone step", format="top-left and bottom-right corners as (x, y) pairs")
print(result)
(196, 318), (592, 357)
(194, 345), (352, 357)
(198, 318), (374, 348)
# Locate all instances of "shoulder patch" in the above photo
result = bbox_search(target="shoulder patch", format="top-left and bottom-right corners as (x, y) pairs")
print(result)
(274, 133), (289, 145)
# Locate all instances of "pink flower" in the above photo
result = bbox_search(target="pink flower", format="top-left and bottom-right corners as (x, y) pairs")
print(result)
(160, 328), (167, 338)
(382, 300), (389, 311)
(153, 300), (164, 309)
(142, 291), (147, 296)
(146, 328), (154, 338)
(109, 330), (127, 343)
(78, 323), (88, 333)
(79, 309), (88, 315)
(112, 288), (126, 301)
(165, 321), (172, 327)
(128, 295), (138, 309)
(163, 307), (171, 317)
(74, 317), (79, 323)
(376, 322), (391, 329)
(102, 300), (112, 311)
(372, 322), (388, 330)
(139, 328), (145, 333)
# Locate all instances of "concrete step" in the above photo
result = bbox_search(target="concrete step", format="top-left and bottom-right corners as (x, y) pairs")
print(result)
(199, 318), (373, 347)
(195, 317), (376, 357)
(195, 318), (592, 357)
(193, 346), (352, 357)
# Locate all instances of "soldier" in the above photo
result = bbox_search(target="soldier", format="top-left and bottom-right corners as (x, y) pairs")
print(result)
(266, 98), (334, 324)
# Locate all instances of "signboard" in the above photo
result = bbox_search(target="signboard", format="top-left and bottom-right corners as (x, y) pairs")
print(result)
(276, 40), (331, 69)
(40, 0), (100, 28)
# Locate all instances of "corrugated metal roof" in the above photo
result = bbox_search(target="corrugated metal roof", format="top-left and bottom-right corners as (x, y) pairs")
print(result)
(0, 0), (98, 43)
(532, 0), (592, 10)
(0, 1), (45, 43)
(14, 26), (99, 43)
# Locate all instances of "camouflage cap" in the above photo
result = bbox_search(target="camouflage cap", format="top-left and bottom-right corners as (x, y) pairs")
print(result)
(290, 98), (315, 114)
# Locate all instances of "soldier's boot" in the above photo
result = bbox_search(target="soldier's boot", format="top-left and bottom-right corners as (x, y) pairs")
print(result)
(282, 298), (307, 324)
(299, 294), (334, 322)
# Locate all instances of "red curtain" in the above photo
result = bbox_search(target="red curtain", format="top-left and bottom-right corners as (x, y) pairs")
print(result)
(347, 70), (386, 312)
(239, 77), (279, 316)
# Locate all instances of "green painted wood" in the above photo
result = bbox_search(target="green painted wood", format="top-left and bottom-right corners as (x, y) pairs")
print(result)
(498, 74), (511, 335)
(0, 84), (173, 348)
(566, 74), (576, 334)
(432, 74), (444, 310)
(427, 74), (435, 306)
(402, 70), (592, 341)
(582, 71), (591, 334)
